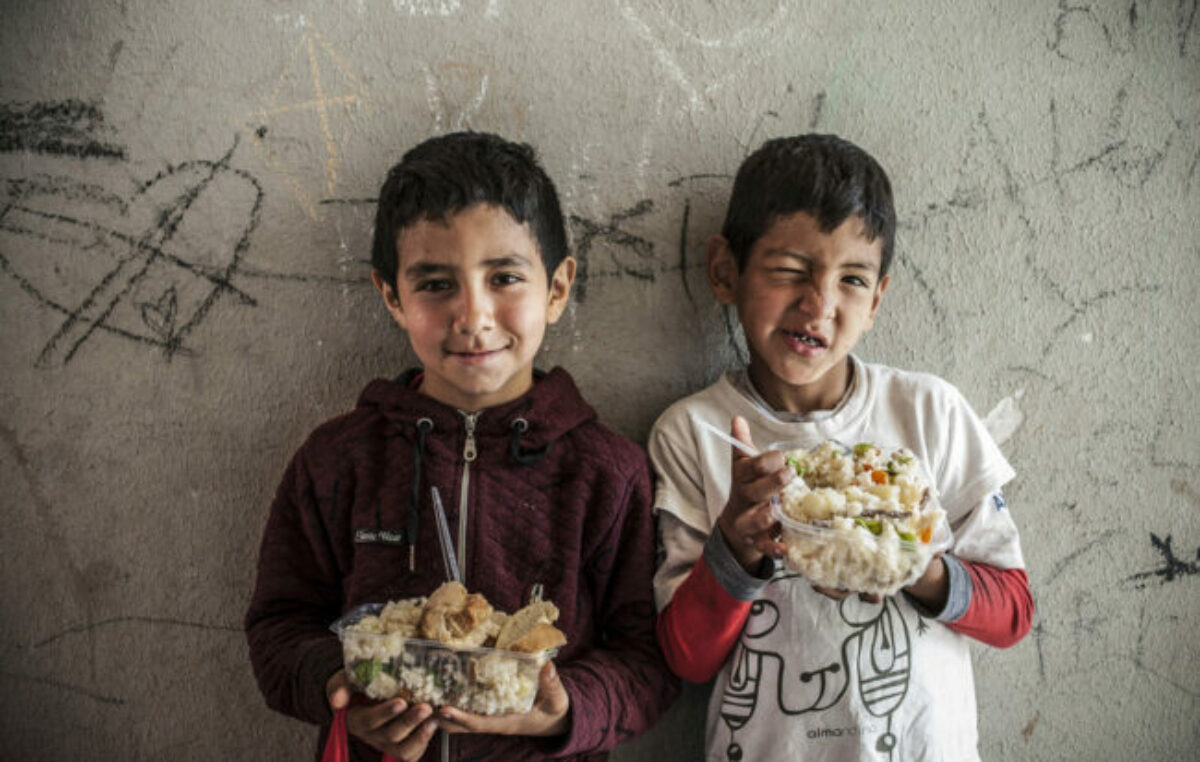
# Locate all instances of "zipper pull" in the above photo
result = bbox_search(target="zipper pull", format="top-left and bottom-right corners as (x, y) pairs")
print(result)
(462, 412), (479, 463)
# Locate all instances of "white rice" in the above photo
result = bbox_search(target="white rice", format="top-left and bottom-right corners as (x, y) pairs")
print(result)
(775, 441), (947, 595)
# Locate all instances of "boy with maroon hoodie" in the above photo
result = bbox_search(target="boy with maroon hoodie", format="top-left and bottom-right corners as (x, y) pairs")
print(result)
(245, 131), (678, 762)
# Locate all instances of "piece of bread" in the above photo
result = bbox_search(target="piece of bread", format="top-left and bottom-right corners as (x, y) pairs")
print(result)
(507, 621), (567, 653)
(419, 581), (495, 646)
(494, 600), (563, 652)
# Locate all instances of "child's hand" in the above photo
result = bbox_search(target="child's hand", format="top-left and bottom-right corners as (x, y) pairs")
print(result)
(326, 670), (439, 760)
(903, 553), (949, 610)
(435, 660), (570, 738)
(811, 554), (949, 607)
(715, 416), (790, 573)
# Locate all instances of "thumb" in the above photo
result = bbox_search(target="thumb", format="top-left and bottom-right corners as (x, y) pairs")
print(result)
(537, 661), (570, 716)
(731, 416), (756, 456)
(326, 670), (351, 711)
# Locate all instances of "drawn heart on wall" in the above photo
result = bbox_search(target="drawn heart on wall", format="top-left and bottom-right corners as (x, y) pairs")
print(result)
(0, 139), (263, 367)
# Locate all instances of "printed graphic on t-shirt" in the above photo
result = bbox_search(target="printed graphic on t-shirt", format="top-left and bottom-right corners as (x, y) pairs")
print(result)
(992, 492), (1008, 511)
(716, 571), (930, 762)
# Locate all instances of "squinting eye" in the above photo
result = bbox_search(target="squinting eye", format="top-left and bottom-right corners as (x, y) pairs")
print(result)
(844, 276), (869, 288)
(493, 273), (524, 286)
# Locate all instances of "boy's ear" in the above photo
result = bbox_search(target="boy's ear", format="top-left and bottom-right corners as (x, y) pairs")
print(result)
(545, 256), (576, 325)
(866, 273), (890, 326)
(371, 270), (407, 329)
(707, 235), (739, 305)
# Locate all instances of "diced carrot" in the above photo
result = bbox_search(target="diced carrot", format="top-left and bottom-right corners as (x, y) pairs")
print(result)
(871, 469), (888, 484)
(920, 526), (933, 543)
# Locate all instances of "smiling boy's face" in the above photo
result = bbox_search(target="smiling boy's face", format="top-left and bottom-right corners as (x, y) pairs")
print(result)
(372, 203), (575, 412)
(708, 210), (889, 413)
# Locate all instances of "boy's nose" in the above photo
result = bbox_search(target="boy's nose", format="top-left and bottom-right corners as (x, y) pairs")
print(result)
(796, 280), (836, 320)
(452, 287), (493, 334)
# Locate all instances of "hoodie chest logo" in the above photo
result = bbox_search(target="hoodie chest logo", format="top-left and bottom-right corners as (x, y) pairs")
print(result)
(354, 528), (407, 546)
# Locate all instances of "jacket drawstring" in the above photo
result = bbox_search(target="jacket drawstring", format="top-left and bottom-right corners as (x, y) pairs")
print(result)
(409, 417), (433, 571)
(509, 418), (552, 465)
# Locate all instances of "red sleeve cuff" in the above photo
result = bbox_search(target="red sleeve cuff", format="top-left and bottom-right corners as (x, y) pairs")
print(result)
(946, 562), (1034, 648)
(656, 555), (753, 683)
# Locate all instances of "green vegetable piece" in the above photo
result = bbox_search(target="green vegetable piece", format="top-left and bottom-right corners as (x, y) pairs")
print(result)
(854, 518), (883, 535)
(897, 530), (917, 542)
(787, 456), (809, 478)
(354, 659), (383, 686)
(853, 442), (875, 457)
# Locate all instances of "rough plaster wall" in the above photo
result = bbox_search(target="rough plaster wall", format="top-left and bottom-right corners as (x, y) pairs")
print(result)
(0, 0), (1197, 759)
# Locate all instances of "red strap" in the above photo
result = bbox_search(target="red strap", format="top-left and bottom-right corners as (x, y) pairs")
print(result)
(320, 710), (349, 762)
(320, 708), (401, 762)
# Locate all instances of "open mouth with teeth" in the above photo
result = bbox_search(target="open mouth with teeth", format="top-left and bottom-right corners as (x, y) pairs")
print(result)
(784, 329), (828, 349)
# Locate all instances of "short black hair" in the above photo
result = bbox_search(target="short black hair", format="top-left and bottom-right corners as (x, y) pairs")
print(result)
(371, 131), (568, 287)
(721, 134), (896, 276)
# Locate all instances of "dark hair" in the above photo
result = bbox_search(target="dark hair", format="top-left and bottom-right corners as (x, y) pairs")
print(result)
(371, 131), (568, 287)
(721, 133), (896, 276)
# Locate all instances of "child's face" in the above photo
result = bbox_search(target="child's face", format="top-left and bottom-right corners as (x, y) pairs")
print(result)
(372, 204), (575, 412)
(708, 211), (889, 413)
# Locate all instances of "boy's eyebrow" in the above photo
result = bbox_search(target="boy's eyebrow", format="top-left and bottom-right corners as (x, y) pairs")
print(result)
(403, 261), (451, 279)
(402, 253), (534, 279)
(481, 253), (534, 268)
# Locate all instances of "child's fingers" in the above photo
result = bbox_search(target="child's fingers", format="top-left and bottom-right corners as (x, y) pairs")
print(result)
(729, 502), (777, 540)
(754, 520), (787, 558)
(730, 416), (757, 458)
(379, 704), (434, 745)
(812, 585), (852, 601)
(735, 462), (792, 504)
(381, 717), (438, 760)
(535, 661), (570, 718)
(349, 699), (409, 735)
(325, 670), (352, 710)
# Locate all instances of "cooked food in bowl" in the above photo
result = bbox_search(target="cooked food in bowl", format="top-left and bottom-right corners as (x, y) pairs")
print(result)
(333, 582), (566, 715)
(772, 441), (950, 595)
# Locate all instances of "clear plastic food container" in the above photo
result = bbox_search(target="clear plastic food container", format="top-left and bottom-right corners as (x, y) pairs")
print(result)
(331, 603), (555, 715)
(768, 440), (953, 596)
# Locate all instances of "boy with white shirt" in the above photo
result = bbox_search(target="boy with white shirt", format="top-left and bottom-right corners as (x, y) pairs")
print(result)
(650, 133), (1033, 761)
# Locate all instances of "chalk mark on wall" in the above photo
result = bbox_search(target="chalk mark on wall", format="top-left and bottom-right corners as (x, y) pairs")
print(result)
(1, 616), (241, 707)
(31, 615), (241, 649)
(0, 99), (126, 160)
(243, 19), (370, 220)
(1126, 533), (1200, 587)
(0, 136), (263, 366)
(0, 670), (125, 706)
(1178, 0), (1198, 56)
(421, 62), (490, 133)
(1043, 530), (1117, 585)
(568, 199), (656, 301)
(1050, 0), (1116, 60)
(8, 174), (129, 214)
(616, 0), (791, 113)
(667, 173), (732, 308)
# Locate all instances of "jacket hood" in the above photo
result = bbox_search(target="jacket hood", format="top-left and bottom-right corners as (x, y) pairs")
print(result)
(353, 366), (596, 450)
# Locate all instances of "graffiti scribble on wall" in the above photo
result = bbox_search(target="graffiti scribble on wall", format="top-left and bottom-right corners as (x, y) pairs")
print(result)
(0, 136), (262, 367)
(0, 99), (126, 160)
(1126, 533), (1200, 588)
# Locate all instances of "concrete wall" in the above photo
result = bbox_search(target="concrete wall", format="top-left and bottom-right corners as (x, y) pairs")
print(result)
(1, 1), (1197, 759)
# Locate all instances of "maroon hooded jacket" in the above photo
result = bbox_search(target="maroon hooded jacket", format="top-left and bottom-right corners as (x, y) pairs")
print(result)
(245, 367), (679, 761)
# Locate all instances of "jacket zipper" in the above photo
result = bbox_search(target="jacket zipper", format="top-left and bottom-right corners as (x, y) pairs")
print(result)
(443, 410), (479, 762)
(457, 410), (478, 585)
